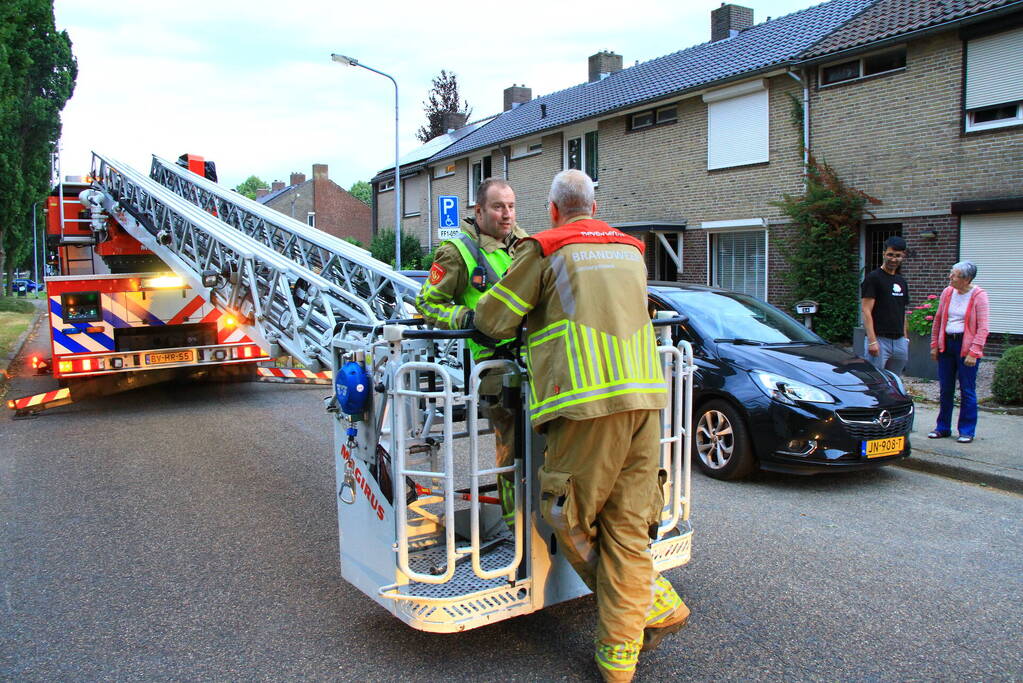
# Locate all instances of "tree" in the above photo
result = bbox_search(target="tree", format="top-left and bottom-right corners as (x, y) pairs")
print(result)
(349, 180), (371, 206)
(416, 70), (472, 143)
(0, 0), (76, 291)
(234, 175), (267, 199)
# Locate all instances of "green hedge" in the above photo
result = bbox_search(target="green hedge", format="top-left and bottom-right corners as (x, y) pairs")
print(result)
(992, 345), (1023, 405)
(0, 296), (36, 313)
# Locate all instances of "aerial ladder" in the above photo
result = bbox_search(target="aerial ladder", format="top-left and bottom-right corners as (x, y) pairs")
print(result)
(58, 152), (699, 632)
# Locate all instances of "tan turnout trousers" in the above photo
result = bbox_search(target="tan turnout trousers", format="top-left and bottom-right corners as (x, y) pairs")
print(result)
(540, 409), (664, 661)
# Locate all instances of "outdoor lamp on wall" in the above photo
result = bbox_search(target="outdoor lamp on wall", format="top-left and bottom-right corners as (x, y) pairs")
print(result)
(920, 229), (938, 239)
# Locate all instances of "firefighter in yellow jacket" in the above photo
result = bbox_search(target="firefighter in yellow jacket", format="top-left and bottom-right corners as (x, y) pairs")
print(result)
(473, 170), (689, 682)
(416, 178), (528, 524)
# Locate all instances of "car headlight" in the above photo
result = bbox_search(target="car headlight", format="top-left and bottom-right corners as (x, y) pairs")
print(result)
(754, 371), (835, 404)
(883, 369), (907, 396)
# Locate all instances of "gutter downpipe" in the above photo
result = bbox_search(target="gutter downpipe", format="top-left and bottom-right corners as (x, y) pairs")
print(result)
(787, 69), (810, 189)
(427, 170), (433, 252)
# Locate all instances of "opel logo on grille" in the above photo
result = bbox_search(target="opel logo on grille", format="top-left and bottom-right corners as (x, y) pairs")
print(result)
(876, 410), (893, 429)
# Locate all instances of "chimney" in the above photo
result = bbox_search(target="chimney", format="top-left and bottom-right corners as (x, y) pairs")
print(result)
(290, 172), (306, 186)
(256, 188), (269, 199)
(588, 51), (623, 83)
(271, 180), (285, 192)
(312, 164), (328, 181)
(504, 84), (532, 111)
(711, 3), (753, 42)
(439, 111), (468, 133)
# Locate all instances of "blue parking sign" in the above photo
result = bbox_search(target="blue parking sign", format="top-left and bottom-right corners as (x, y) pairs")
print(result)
(438, 195), (459, 229)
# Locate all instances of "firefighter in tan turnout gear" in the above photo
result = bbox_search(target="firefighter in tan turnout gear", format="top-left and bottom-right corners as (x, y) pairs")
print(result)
(415, 178), (528, 525)
(473, 170), (689, 682)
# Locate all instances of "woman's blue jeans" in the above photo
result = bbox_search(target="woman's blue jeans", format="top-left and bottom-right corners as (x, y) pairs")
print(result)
(935, 335), (979, 437)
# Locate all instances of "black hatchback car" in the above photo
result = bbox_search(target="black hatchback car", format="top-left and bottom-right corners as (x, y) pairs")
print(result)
(648, 283), (914, 480)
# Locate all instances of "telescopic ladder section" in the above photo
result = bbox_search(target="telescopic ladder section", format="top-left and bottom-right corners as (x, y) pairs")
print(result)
(89, 153), (389, 371)
(148, 155), (419, 324)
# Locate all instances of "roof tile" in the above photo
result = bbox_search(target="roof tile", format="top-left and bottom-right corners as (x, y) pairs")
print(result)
(430, 0), (877, 164)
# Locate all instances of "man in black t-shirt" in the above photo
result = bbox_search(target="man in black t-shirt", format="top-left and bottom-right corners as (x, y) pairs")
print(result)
(861, 236), (910, 375)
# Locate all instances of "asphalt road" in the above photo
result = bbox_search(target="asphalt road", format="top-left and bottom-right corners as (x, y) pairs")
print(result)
(2, 370), (1022, 681)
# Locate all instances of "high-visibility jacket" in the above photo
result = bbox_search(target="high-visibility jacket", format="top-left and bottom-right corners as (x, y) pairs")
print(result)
(474, 216), (667, 427)
(416, 224), (528, 359)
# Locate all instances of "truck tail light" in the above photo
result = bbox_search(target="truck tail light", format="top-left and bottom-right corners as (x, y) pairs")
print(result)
(58, 360), (73, 373)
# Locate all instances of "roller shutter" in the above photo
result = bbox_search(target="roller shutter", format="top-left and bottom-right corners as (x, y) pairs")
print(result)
(960, 212), (1023, 334)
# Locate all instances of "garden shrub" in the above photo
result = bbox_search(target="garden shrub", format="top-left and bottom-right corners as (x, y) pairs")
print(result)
(992, 345), (1023, 405)
(773, 155), (880, 343)
(907, 294), (940, 337)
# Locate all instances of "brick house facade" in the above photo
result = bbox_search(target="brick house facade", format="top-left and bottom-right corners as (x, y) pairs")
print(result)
(804, 1), (1023, 353)
(260, 164), (372, 246)
(374, 0), (1023, 352)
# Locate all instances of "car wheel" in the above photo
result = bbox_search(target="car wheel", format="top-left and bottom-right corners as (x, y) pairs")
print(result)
(693, 399), (755, 480)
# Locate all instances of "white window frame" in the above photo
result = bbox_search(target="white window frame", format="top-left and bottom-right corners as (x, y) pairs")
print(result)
(510, 138), (543, 159)
(629, 104), (678, 131)
(563, 124), (599, 183)
(703, 80), (769, 171)
(306, 212), (315, 227)
(467, 155), (491, 206)
(702, 218), (768, 300)
(818, 46), (907, 88)
(378, 178), (394, 192)
(964, 27), (1023, 132)
(432, 162), (456, 179)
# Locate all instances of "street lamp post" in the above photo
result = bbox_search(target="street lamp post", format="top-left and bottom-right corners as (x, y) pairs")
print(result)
(331, 53), (402, 270)
(32, 200), (41, 283)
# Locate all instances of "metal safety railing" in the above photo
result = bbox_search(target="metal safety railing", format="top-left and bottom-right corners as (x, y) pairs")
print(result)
(655, 337), (695, 535)
(465, 359), (523, 581)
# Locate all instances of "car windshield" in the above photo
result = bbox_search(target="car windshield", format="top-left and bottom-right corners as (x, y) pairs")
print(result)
(656, 289), (823, 344)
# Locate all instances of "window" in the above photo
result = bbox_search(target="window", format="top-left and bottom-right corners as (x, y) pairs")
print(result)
(965, 27), (1023, 132)
(433, 163), (456, 179)
(630, 111), (654, 130)
(511, 139), (542, 158)
(403, 175), (424, 217)
(379, 179), (394, 192)
(864, 223), (901, 274)
(306, 212), (316, 227)
(704, 80), (769, 170)
(468, 156), (491, 205)
(657, 106), (678, 124)
(655, 233), (680, 281)
(629, 105), (678, 131)
(565, 130), (599, 181)
(61, 291), (101, 323)
(820, 47), (906, 86)
(710, 230), (766, 299)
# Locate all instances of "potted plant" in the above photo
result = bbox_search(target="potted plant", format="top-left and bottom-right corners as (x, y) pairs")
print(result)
(905, 294), (939, 379)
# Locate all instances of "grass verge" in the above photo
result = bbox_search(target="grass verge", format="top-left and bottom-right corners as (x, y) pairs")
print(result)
(1, 296), (38, 361)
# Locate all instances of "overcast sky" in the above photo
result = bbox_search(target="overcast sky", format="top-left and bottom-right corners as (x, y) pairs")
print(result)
(54, 0), (823, 191)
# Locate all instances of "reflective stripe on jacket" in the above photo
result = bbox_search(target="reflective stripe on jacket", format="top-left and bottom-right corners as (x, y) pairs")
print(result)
(475, 217), (667, 427)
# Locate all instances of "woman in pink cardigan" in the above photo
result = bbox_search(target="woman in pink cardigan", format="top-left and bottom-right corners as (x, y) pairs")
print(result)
(927, 261), (990, 443)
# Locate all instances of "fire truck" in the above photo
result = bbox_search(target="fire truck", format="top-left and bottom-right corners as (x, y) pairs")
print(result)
(8, 152), (696, 633)
(7, 155), (270, 416)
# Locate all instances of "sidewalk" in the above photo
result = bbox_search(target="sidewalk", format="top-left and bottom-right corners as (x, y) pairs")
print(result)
(901, 400), (1023, 494)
